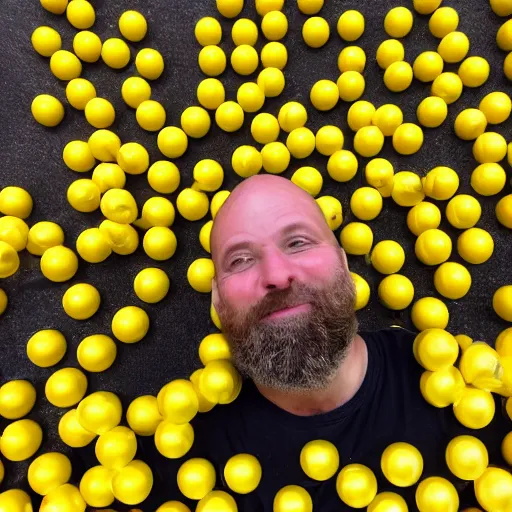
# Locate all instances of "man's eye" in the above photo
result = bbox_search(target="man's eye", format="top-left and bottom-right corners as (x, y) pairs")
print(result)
(289, 239), (307, 248)
(229, 256), (252, 269)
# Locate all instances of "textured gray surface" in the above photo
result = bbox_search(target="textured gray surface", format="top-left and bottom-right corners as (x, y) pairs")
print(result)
(0, 0), (511, 507)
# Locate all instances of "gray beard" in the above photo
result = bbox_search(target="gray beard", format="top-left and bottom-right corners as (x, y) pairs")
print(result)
(217, 267), (358, 393)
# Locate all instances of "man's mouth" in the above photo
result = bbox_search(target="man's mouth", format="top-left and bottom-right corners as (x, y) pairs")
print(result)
(262, 303), (312, 321)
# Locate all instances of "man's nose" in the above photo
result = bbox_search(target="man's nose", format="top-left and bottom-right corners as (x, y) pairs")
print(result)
(260, 248), (295, 290)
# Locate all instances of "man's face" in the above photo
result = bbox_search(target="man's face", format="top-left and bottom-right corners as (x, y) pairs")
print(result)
(212, 177), (358, 392)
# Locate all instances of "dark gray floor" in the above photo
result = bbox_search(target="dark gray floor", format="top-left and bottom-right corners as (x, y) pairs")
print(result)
(0, 0), (511, 507)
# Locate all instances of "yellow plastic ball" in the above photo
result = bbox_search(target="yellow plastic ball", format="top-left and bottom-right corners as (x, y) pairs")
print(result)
(338, 46), (366, 73)
(95, 426), (137, 470)
(257, 67), (285, 97)
(438, 31), (470, 64)
(310, 79), (339, 111)
(337, 10), (365, 41)
(378, 274), (414, 310)
(76, 227), (111, 263)
(497, 19), (512, 51)
(434, 262), (471, 299)
(62, 282), (100, 320)
(413, 0), (442, 13)
(136, 48), (165, 80)
(351, 187), (383, 221)
(199, 333), (231, 365)
(158, 501), (192, 512)
(88, 129), (121, 162)
(291, 167), (323, 196)
(337, 71), (365, 102)
(199, 360), (241, 404)
(351, 272), (371, 310)
(455, 334), (474, 351)
(176, 188), (209, 221)
(473, 132), (507, 163)
(28, 452), (72, 496)
(58, 409), (96, 448)
(414, 329), (459, 371)
(415, 229), (452, 265)
(40, 484), (86, 512)
(0, 216), (28, 251)
(197, 491), (238, 512)
(122, 76), (151, 109)
(501, 431), (512, 466)
(127, 395), (162, 437)
(278, 101), (307, 132)
(251, 113), (280, 144)
(376, 39), (404, 69)
(27, 329), (66, 368)
(420, 366), (465, 407)
(66, 0), (95, 29)
(65, 78), (96, 111)
(496, 194), (512, 229)
(198, 45), (226, 77)
(368, 492), (408, 512)
(50, 49), (82, 80)
(303, 16), (330, 48)
(195, 17), (222, 46)
(217, 0), (243, 17)
(211, 190), (230, 219)
(407, 202), (441, 236)
(100, 189), (138, 225)
(504, 52), (512, 80)
(287, 128), (316, 159)
(232, 145), (262, 178)
(136, 100), (166, 132)
(216, 101), (245, 132)
(178, 458), (216, 500)
(237, 82), (265, 113)
(422, 166), (459, 200)
(193, 159), (224, 192)
(371, 240), (405, 274)
(354, 126), (384, 158)
(413, 51), (444, 82)
(365, 158), (394, 197)
(475, 467), (512, 512)
(336, 464), (377, 508)
(300, 440), (339, 482)
(231, 45), (259, 75)
(63, 140), (95, 172)
(298, 0), (324, 14)
(459, 56), (490, 87)
(381, 442), (423, 487)
(119, 10), (147, 42)
(0, 288), (6, 316)
(77, 334), (116, 373)
(0, 419), (42, 461)
(384, 7), (414, 38)
(100, 38), (130, 70)
(431, 72), (463, 104)
(141, 197), (175, 228)
(91, 163), (125, 194)
(77, 391), (122, 435)
(232, 18), (258, 46)
(372, 104), (403, 136)
(417, 96), (448, 128)
(187, 258), (215, 293)
(457, 227), (494, 264)
(224, 453), (262, 494)
(261, 41), (288, 69)
(111, 460), (153, 506)
(40, 245), (78, 282)
(453, 386), (495, 429)
(112, 306), (149, 344)
(41, 0), (68, 14)
(31, 94), (64, 127)
(392, 123), (424, 155)
(134, 267), (170, 304)
(197, 78), (225, 111)
(460, 342), (502, 391)
(341, 223), (373, 255)
(0, 380), (36, 420)
(73, 30), (101, 63)
(315, 125), (344, 156)
(411, 297), (449, 331)
(157, 127), (188, 159)
(32, 26), (62, 57)
(199, 221), (213, 253)
(415, 477), (459, 512)
(479, 91), (511, 125)
(26, 221), (63, 256)
(79, 465), (115, 508)
(384, 61), (413, 92)
(454, 108), (487, 140)
(348, 101), (375, 131)
(392, 171), (425, 207)
(429, 7), (459, 38)
(471, 163), (506, 196)
(274, 486), (312, 512)
(0, 241), (19, 278)
(262, 11), (288, 41)
(67, 179), (100, 213)
(154, 420), (194, 459)
(84, 97), (115, 129)
(45, 367), (87, 407)
(490, 0), (512, 16)
(118, 142), (149, 175)
(327, 149), (358, 183)
(494, 285), (512, 322)
(261, 142), (290, 174)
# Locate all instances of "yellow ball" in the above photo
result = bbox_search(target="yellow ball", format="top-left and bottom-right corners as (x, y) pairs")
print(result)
(415, 477), (459, 512)
(79, 465), (115, 508)
(216, 101), (244, 132)
(291, 167), (323, 196)
(310, 79), (339, 111)
(62, 283), (100, 320)
(414, 329), (459, 371)
(413, 0), (442, 13)
(31, 94), (65, 127)
(154, 420), (194, 459)
(187, 258), (215, 293)
(134, 267), (170, 303)
(199, 221), (213, 253)
(40, 245), (78, 282)
(438, 31), (470, 63)
(337, 71), (365, 102)
(40, 484), (86, 512)
(67, 179), (100, 213)
(26, 221), (63, 256)
(457, 227), (494, 264)
(0, 241), (19, 278)
(88, 129), (121, 162)
(45, 367), (87, 407)
(63, 140), (95, 172)
(354, 126), (384, 158)
(195, 17), (222, 46)
(479, 91), (511, 124)
(111, 460), (153, 505)
(119, 10), (147, 42)
(193, 159), (224, 192)
(0, 419), (42, 461)
(502, 431), (512, 466)
(365, 158), (394, 197)
(302, 16), (330, 48)
(0, 380), (36, 420)
(58, 408), (96, 448)
(497, 19), (512, 51)
(217, 0), (243, 17)
(261, 41), (288, 69)
(112, 306), (149, 343)
(211, 302), (222, 330)
(490, 0), (512, 16)
(157, 127), (188, 159)
(454, 108), (487, 140)
(341, 222), (373, 255)
(504, 52), (512, 80)
(197, 78), (225, 110)
(85, 97), (115, 129)
(262, 11), (288, 41)
(434, 262), (471, 299)
(257, 67), (285, 97)
(453, 386), (495, 429)
(371, 240), (405, 274)
(351, 187), (383, 221)
(496, 194), (512, 229)
(177, 188), (209, 221)
(417, 96), (448, 128)
(136, 100), (166, 132)
(237, 82), (265, 113)
(232, 18), (258, 46)
(338, 46), (366, 73)
(224, 454), (262, 494)
(287, 128), (316, 159)
(494, 285), (512, 322)
(95, 426), (137, 470)
(336, 464), (377, 508)
(278, 101), (307, 132)
(376, 39), (404, 69)
(28, 452), (72, 496)
(231, 45), (259, 75)
(198, 45), (226, 77)
(455, 334), (474, 351)
(100, 189), (138, 225)
(372, 104), (403, 137)
(127, 395), (162, 437)
(197, 491), (237, 512)
(329, 147), (359, 180)
(199, 333), (231, 365)
(73, 30), (101, 63)
(411, 297), (449, 331)
(315, 125), (344, 156)
(431, 72), (463, 104)
(378, 274), (414, 310)
(118, 142), (149, 175)
(384, 7), (413, 38)
(337, 10), (365, 41)
(40, 0), (68, 14)
(66, 0), (95, 29)
(0, 216), (28, 251)
(77, 391), (122, 435)
(122, 76), (151, 109)
(178, 458), (216, 500)
(27, 329), (66, 368)
(77, 334), (116, 373)
(407, 202), (441, 236)
(261, 142), (290, 174)
(384, 61), (413, 92)
(211, 190), (229, 220)
(475, 467), (512, 512)
(351, 272), (371, 310)
(50, 49), (82, 80)
(232, 145), (262, 178)
(446, 194), (481, 229)
(91, 163), (125, 193)
(420, 366), (465, 407)
(368, 492), (408, 512)
(381, 442), (423, 487)
(32, 26), (62, 57)
(471, 163), (506, 196)
(458, 56), (490, 87)
(298, 0), (324, 15)
(429, 7), (459, 38)
(274, 486), (312, 512)
(0, 288), (6, 316)
(199, 360), (241, 404)
(65, 78), (96, 111)
(473, 132), (507, 163)
(251, 113), (280, 144)
(422, 166), (459, 200)
(348, 101), (375, 131)
(413, 51), (444, 82)
(415, 229), (452, 265)
(136, 48), (165, 80)
(300, 440), (339, 482)
(76, 227), (111, 263)
(392, 123), (424, 155)
(100, 38), (130, 69)
(459, 342), (502, 391)
(141, 197), (175, 227)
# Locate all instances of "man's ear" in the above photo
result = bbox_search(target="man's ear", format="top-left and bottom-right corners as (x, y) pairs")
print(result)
(340, 247), (349, 269)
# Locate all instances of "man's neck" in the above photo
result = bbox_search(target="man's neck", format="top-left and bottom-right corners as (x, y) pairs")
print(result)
(255, 335), (368, 416)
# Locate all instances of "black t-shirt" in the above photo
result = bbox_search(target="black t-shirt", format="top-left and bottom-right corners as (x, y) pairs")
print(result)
(137, 327), (511, 511)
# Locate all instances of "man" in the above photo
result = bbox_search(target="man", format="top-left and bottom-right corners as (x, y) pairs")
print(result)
(143, 175), (509, 511)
